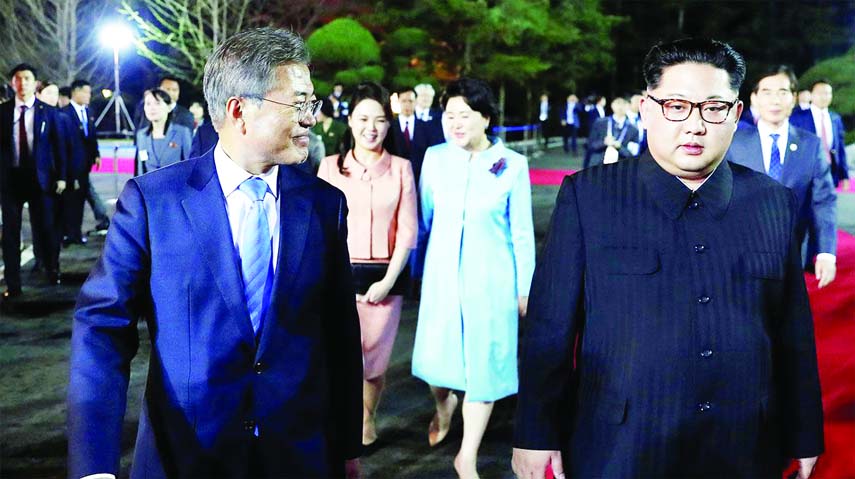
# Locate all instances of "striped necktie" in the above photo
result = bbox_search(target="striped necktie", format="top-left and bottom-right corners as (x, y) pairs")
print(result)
(238, 177), (272, 335)
(768, 133), (782, 181)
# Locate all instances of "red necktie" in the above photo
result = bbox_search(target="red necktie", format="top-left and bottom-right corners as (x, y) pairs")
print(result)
(403, 121), (412, 150)
(819, 114), (832, 164)
(18, 105), (30, 167)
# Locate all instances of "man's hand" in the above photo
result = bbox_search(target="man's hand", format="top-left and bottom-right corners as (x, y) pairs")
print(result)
(55, 180), (66, 194)
(345, 458), (362, 479)
(94, 156), (102, 170)
(815, 256), (836, 288)
(841, 179), (850, 192)
(512, 448), (564, 479)
(797, 456), (818, 479)
(518, 296), (529, 318)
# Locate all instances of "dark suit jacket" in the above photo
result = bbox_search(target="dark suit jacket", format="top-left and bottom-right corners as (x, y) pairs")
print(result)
(586, 116), (639, 167)
(727, 124), (837, 258)
(0, 98), (67, 192)
(790, 107), (849, 184)
(67, 149), (363, 478)
(514, 155), (824, 477)
(189, 121), (219, 159)
(388, 116), (443, 183)
(60, 104), (100, 181)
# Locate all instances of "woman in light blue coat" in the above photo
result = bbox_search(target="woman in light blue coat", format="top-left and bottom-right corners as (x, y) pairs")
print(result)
(412, 78), (535, 478)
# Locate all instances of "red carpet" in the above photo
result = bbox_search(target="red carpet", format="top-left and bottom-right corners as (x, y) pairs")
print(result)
(794, 229), (855, 478)
(530, 168), (575, 186)
(91, 157), (135, 174)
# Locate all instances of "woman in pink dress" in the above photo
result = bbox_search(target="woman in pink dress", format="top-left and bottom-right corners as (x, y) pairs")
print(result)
(317, 82), (418, 447)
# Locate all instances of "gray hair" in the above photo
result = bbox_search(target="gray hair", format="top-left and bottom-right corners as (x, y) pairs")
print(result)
(414, 83), (435, 97)
(203, 27), (310, 129)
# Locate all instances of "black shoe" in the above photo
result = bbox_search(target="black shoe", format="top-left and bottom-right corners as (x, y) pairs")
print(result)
(47, 272), (62, 286)
(95, 220), (110, 231)
(31, 260), (45, 273)
(2, 289), (22, 300)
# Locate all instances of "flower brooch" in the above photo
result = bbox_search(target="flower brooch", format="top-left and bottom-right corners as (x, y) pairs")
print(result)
(489, 158), (507, 176)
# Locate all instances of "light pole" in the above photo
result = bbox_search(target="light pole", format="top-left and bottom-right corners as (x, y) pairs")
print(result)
(95, 22), (135, 136)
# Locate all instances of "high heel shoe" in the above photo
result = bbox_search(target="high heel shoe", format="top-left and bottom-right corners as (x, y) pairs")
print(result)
(428, 392), (458, 447)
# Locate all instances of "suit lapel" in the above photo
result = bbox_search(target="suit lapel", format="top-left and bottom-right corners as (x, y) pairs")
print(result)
(181, 152), (255, 341)
(745, 131), (765, 173)
(32, 101), (43, 156)
(781, 126), (802, 184)
(257, 166), (313, 355)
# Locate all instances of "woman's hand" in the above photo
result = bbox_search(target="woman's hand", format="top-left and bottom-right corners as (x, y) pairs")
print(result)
(518, 296), (529, 318)
(361, 279), (393, 304)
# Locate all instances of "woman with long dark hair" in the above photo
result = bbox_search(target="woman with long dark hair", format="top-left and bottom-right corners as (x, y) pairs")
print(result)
(317, 81), (418, 447)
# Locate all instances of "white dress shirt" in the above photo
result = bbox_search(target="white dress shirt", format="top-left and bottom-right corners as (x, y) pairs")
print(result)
(809, 104), (834, 152)
(12, 96), (35, 166)
(756, 120), (789, 174)
(398, 115), (414, 140)
(214, 143), (280, 271)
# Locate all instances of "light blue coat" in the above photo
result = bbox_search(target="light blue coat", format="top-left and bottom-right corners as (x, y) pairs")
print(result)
(412, 139), (535, 401)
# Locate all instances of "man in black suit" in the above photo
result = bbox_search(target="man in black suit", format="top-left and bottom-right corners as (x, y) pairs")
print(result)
(560, 94), (583, 154)
(513, 39), (823, 479)
(1, 64), (68, 298)
(389, 86), (443, 183)
(585, 96), (639, 167)
(61, 79), (101, 245)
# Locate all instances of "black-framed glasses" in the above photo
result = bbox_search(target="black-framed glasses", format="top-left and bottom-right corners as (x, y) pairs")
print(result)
(646, 94), (737, 124)
(250, 97), (323, 119)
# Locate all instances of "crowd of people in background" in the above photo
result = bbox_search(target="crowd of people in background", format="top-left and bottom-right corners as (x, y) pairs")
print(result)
(0, 28), (848, 479)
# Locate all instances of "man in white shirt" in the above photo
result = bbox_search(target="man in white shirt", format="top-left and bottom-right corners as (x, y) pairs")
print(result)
(68, 27), (363, 479)
(727, 65), (837, 287)
(0, 63), (67, 299)
(790, 79), (850, 189)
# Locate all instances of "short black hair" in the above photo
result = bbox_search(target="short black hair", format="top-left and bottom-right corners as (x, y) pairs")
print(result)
(70, 79), (91, 92)
(159, 76), (180, 86)
(59, 86), (71, 98)
(319, 99), (335, 117)
(643, 38), (745, 92)
(440, 78), (498, 124)
(397, 86), (416, 97)
(9, 63), (37, 79)
(751, 65), (797, 93)
(810, 78), (832, 91)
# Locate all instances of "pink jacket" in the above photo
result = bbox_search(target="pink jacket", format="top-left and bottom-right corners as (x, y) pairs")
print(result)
(318, 150), (417, 261)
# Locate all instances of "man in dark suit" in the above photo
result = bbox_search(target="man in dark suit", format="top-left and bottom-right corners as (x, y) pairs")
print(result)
(1, 63), (67, 299)
(60, 79), (100, 245)
(560, 94), (583, 154)
(582, 95), (606, 167)
(585, 96), (639, 167)
(389, 86), (443, 183)
(68, 28), (363, 479)
(727, 65), (837, 288)
(513, 39), (823, 479)
(790, 79), (849, 189)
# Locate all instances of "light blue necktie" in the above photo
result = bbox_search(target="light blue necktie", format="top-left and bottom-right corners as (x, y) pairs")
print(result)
(239, 177), (272, 335)
(80, 107), (89, 137)
(768, 133), (782, 181)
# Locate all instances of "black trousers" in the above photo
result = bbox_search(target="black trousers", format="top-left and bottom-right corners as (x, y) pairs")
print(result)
(1, 168), (60, 290)
(62, 173), (89, 240)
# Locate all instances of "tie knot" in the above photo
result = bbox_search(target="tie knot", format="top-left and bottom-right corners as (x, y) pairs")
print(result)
(770, 133), (780, 142)
(20, 105), (27, 114)
(239, 177), (268, 202)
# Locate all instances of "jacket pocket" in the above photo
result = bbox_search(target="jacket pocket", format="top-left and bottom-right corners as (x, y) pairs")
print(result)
(598, 247), (660, 275)
(741, 252), (785, 280)
(594, 392), (628, 425)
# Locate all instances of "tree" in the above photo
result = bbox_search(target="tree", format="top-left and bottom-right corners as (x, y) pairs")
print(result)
(0, 0), (114, 85)
(120, 0), (253, 85)
(306, 18), (384, 95)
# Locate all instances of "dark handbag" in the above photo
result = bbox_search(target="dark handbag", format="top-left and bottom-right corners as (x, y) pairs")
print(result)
(351, 263), (410, 296)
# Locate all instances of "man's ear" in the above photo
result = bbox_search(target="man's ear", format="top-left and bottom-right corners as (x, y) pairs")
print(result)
(733, 100), (744, 124)
(225, 97), (246, 133)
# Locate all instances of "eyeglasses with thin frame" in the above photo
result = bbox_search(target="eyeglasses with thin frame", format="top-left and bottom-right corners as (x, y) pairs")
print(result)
(248, 96), (323, 119)
(646, 94), (738, 124)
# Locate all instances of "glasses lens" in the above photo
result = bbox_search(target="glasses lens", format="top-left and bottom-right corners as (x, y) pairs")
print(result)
(310, 100), (322, 117)
(699, 101), (731, 123)
(663, 99), (692, 121)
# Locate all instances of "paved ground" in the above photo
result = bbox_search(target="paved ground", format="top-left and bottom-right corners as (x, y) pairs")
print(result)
(1, 140), (853, 478)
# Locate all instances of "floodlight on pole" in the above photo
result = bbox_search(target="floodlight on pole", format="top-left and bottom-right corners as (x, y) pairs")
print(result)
(95, 22), (136, 135)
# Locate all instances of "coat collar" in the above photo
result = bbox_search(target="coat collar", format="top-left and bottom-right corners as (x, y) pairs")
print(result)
(639, 151), (733, 220)
(343, 149), (392, 179)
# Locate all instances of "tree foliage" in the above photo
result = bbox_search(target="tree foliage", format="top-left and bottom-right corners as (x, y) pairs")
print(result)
(120, 0), (253, 85)
(0, 0), (115, 86)
(306, 17), (383, 94)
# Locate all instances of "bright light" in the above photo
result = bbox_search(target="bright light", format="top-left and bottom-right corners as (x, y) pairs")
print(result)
(102, 89), (113, 98)
(100, 22), (134, 50)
